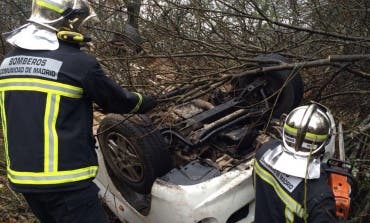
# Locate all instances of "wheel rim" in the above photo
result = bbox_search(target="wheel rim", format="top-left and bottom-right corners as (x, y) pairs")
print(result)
(104, 131), (144, 183)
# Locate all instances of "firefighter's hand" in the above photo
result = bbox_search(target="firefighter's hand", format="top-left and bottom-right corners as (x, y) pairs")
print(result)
(137, 95), (157, 113)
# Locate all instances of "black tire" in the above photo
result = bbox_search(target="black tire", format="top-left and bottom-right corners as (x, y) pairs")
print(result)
(256, 53), (303, 107)
(236, 53), (303, 117)
(97, 114), (173, 194)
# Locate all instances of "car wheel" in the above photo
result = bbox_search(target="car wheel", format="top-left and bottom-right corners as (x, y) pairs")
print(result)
(256, 53), (303, 107)
(97, 114), (173, 194)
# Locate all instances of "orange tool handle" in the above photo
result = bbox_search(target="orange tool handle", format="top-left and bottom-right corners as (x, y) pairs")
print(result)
(328, 173), (351, 219)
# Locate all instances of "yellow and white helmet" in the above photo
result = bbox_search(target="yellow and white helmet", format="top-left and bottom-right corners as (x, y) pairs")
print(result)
(28, 0), (97, 31)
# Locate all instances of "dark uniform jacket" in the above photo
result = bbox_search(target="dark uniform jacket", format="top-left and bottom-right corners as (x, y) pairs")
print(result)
(0, 42), (145, 193)
(254, 139), (337, 223)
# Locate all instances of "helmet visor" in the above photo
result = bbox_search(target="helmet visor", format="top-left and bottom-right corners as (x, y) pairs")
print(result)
(30, 0), (76, 24)
(29, 0), (97, 31)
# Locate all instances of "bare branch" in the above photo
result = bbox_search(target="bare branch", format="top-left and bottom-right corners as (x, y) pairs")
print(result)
(234, 54), (370, 78)
(248, 0), (370, 42)
(320, 90), (370, 101)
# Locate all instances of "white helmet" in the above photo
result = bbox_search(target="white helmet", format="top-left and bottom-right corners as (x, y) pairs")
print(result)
(282, 103), (333, 158)
(28, 0), (97, 31)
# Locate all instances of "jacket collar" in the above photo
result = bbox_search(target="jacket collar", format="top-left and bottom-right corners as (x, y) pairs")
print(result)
(3, 23), (59, 50)
(262, 144), (321, 179)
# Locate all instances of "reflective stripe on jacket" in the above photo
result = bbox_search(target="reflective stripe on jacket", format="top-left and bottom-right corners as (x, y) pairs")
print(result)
(0, 42), (143, 192)
(254, 139), (337, 223)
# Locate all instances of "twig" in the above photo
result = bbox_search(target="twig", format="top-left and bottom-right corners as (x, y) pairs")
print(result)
(248, 0), (370, 42)
(232, 54), (370, 78)
(0, 195), (12, 202)
(314, 63), (350, 101)
(320, 90), (370, 101)
(5, 182), (23, 205)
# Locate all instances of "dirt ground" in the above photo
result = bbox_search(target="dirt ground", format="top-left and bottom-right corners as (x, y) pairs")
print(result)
(0, 176), (38, 223)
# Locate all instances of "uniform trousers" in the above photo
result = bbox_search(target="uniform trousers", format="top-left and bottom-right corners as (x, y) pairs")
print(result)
(22, 183), (109, 223)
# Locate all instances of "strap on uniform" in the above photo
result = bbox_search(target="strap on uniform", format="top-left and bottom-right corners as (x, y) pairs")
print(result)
(254, 159), (307, 221)
(7, 166), (98, 184)
(0, 78), (83, 98)
(129, 92), (143, 113)
(0, 92), (10, 167)
(285, 207), (295, 223)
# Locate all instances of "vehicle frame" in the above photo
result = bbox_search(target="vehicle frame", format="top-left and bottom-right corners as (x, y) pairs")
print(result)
(94, 54), (303, 223)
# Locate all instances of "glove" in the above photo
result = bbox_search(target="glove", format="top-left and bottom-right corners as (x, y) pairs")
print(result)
(137, 95), (157, 113)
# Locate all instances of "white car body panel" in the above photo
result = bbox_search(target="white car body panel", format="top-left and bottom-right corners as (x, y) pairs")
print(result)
(94, 148), (256, 223)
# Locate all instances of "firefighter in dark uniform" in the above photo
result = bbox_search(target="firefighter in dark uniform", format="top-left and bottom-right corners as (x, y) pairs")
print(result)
(254, 103), (338, 222)
(0, 0), (156, 222)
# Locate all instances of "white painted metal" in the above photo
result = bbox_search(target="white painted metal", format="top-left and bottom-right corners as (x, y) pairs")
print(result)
(94, 148), (255, 223)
